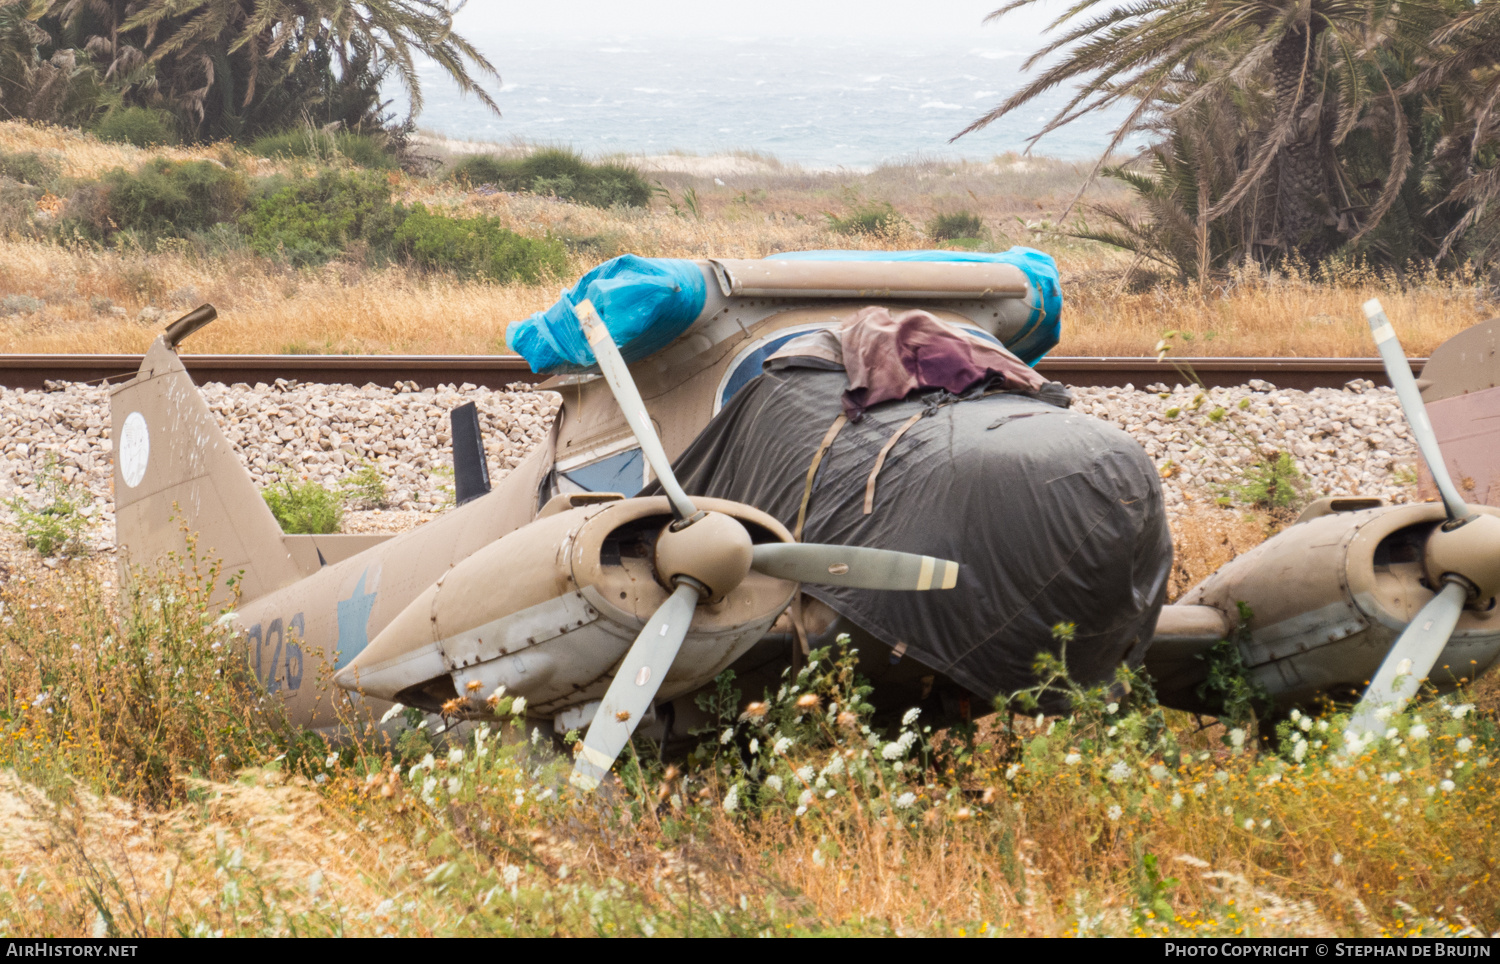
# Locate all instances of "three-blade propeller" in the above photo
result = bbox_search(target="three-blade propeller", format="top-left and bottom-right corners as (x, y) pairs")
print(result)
(1347, 300), (1500, 737)
(569, 300), (961, 789)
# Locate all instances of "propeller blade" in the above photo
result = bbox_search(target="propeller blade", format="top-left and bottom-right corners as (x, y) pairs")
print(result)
(570, 582), (701, 791)
(1364, 299), (1469, 522)
(751, 542), (960, 591)
(575, 299), (698, 522)
(1347, 579), (1468, 737)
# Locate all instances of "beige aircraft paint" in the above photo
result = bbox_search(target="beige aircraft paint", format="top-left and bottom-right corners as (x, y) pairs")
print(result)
(108, 273), (1500, 746)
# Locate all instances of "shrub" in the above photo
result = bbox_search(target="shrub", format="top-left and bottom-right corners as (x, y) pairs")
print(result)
(338, 459), (389, 509)
(0, 548), (291, 805)
(448, 148), (650, 208)
(827, 198), (908, 238)
(98, 158), (249, 239)
(242, 169), (400, 265)
(927, 211), (986, 241)
(248, 128), (396, 169)
(93, 107), (180, 147)
(391, 203), (567, 283)
(0, 150), (59, 188)
(1223, 451), (1310, 512)
(262, 475), (343, 534)
(4, 453), (90, 557)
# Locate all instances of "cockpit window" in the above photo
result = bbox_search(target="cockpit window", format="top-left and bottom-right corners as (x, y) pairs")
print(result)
(558, 448), (646, 496)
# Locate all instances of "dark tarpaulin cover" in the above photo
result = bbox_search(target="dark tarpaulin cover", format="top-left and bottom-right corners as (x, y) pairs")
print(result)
(660, 369), (1173, 710)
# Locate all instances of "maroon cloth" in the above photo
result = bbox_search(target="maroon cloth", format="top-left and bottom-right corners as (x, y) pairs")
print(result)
(838, 306), (1047, 419)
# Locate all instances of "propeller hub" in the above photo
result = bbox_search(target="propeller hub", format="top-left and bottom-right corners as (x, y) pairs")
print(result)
(654, 510), (754, 601)
(1425, 512), (1500, 601)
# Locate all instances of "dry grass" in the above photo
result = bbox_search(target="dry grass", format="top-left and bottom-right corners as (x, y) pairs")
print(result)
(1, 562), (1497, 937)
(2, 120), (1492, 357)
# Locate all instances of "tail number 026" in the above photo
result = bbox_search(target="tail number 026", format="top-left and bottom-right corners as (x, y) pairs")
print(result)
(246, 613), (305, 693)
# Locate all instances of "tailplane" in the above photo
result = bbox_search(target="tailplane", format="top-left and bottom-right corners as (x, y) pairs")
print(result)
(111, 307), (299, 604)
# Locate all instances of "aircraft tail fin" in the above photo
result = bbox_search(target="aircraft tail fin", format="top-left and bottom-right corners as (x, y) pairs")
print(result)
(111, 318), (299, 604)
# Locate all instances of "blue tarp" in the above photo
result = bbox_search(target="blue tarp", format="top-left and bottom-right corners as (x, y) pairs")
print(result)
(506, 255), (707, 374)
(766, 247), (1062, 365)
(506, 247), (1063, 374)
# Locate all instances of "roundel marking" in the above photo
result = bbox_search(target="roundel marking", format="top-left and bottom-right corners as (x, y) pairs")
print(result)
(119, 411), (150, 488)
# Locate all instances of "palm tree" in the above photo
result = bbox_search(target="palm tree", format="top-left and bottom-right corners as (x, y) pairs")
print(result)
(956, 0), (1446, 261)
(38, 0), (500, 138)
(1407, 0), (1500, 261)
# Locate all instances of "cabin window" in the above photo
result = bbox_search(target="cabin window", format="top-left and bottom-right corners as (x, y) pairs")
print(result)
(557, 448), (646, 497)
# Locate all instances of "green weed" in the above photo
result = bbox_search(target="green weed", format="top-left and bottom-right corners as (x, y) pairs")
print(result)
(390, 204), (566, 283)
(448, 148), (650, 208)
(826, 196), (908, 238)
(93, 158), (249, 240)
(92, 107), (179, 148)
(262, 475), (343, 534)
(927, 210), (986, 241)
(4, 453), (91, 557)
(242, 169), (400, 265)
(337, 459), (389, 509)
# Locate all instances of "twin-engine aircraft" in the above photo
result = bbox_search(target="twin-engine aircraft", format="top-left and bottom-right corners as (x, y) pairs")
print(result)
(109, 255), (1500, 787)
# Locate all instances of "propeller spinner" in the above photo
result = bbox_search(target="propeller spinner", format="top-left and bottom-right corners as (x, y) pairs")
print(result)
(568, 300), (961, 789)
(1347, 300), (1500, 736)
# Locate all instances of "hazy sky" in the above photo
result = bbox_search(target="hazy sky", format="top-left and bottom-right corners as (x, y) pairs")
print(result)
(453, 0), (1062, 42)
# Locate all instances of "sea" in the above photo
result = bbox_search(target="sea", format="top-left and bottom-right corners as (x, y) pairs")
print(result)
(406, 34), (1135, 169)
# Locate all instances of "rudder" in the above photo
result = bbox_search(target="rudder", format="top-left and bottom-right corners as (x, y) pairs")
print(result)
(112, 331), (299, 604)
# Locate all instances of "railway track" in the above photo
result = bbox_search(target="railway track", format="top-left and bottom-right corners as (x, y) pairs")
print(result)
(0, 353), (1420, 393)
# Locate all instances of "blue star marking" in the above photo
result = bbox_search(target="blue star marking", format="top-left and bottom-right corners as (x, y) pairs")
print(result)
(335, 570), (378, 670)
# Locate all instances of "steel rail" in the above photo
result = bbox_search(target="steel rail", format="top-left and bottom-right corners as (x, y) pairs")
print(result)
(0, 353), (1421, 393)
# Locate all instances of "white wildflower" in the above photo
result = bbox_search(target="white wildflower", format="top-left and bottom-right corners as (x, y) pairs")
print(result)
(447, 777), (460, 795)
(748, 738), (759, 755)
(1244, 818), (1255, 830)
(795, 806), (807, 817)
(1005, 764), (1021, 780)
(1457, 737), (1473, 753)
(1170, 793), (1184, 810)
(1333, 853), (1343, 866)
(488, 685), (506, 702)
(1293, 740), (1308, 763)
(798, 789), (814, 807)
(448, 748), (464, 764)
(1426, 785), (1437, 797)
(378, 702), (406, 725)
(324, 753), (338, 768)
(1193, 782), (1207, 797)
(1106, 804), (1122, 821)
(1385, 727), (1400, 741)
(1440, 779), (1455, 793)
(1105, 702), (1119, 715)
(723, 784), (740, 813)
(1106, 725), (1119, 738)
(902, 707), (921, 727)
(766, 774), (783, 792)
(895, 792), (917, 809)
(1451, 703), (1474, 720)
(881, 741), (905, 761)
(511, 696), (527, 715)
(796, 765), (815, 784)
(1064, 753), (1081, 766)
(1108, 761), (1131, 783)
(773, 736), (794, 755)
(1374, 705), (1393, 722)
(1385, 771), (1401, 784)
(1299, 716), (1313, 732)
(1229, 728), (1246, 748)
(1290, 708), (1302, 722)
(721, 728), (735, 745)
(824, 789), (837, 799)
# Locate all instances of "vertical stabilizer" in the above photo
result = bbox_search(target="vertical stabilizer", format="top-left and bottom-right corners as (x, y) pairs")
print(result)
(111, 335), (299, 604)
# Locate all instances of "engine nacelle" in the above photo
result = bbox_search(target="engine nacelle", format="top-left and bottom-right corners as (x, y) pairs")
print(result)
(334, 496), (797, 716)
(1148, 503), (1500, 714)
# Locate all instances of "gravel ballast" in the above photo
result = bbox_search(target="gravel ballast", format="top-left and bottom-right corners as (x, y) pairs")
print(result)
(0, 377), (1420, 557)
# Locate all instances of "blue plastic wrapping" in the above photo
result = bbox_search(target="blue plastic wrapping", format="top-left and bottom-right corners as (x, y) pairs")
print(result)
(506, 255), (707, 374)
(767, 247), (1062, 365)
